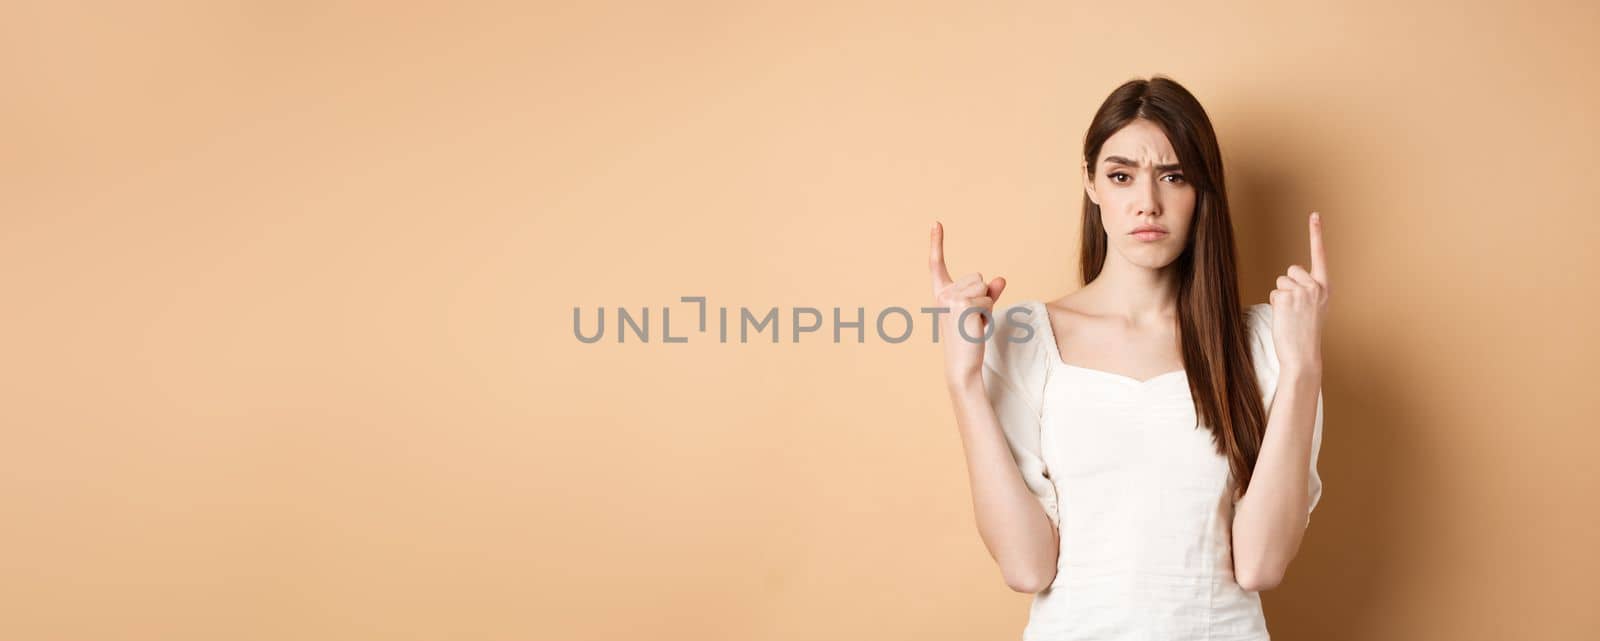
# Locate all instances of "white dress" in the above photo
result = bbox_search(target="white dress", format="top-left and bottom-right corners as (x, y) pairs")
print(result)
(981, 299), (1324, 641)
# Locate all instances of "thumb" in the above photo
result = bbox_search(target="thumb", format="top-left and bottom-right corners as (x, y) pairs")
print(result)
(987, 276), (1007, 303)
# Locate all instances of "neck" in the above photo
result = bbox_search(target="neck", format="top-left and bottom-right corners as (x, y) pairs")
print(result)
(1081, 253), (1180, 326)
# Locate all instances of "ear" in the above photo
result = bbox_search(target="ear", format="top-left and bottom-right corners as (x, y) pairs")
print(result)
(1082, 159), (1100, 206)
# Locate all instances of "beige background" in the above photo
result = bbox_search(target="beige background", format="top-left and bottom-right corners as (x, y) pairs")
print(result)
(3, 1), (1597, 640)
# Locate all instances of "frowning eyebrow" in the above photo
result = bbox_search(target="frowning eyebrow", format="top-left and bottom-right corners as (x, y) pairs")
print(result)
(1102, 156), (1183, 172)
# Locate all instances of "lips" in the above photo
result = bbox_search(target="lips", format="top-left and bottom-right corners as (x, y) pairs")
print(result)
(1131, 225), (1168, 234)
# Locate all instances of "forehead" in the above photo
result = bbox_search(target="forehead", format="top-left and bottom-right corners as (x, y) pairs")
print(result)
(1097, 119), (1178, 165)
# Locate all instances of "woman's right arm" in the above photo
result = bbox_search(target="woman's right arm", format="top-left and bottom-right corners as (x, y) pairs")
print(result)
(930, 222), (1059, 593)
(946, 374), (1060, 593)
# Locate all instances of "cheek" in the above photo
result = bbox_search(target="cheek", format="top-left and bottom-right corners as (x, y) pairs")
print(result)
(1169, 191), (1198, 227)
(1097, 188), (1131, 218)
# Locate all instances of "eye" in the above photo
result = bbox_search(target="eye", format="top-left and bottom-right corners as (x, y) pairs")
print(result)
(1163, 174), (1186, 184)
(1109, 172), (1131, 183)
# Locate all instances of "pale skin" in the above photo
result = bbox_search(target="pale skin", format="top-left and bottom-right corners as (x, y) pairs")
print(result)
(931, 118), (1330, 593)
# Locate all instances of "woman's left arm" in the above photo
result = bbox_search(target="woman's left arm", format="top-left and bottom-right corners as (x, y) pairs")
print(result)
(1232, 366), (1321, 591)
(1232, 211), (1330, 592)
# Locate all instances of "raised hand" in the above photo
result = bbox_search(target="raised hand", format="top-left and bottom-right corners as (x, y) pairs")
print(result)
(1269, 212), (1331, 375)
(930, 221), (1007, 387)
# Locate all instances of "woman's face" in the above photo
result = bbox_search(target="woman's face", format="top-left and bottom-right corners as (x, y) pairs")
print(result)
(1082, 118), (1197, 270)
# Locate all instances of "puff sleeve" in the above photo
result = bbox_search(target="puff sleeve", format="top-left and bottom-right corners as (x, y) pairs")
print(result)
(980, 301), (1061, 530)
(1244, 303), (1325, 525)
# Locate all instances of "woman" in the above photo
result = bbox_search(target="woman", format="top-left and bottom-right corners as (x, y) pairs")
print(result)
(929, 76), (1329, 640)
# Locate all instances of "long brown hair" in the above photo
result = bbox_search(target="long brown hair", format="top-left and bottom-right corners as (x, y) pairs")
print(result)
(1079, 76), (1267, 496)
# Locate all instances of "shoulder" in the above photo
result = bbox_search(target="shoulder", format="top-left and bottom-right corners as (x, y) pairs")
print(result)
(1243, 302), (1280, 383)
(982, 299), (1050, 387)
(1244, 302), (1273, 343)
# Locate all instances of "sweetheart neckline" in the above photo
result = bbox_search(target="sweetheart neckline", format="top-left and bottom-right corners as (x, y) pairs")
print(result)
(1030, 300), (1188, 386)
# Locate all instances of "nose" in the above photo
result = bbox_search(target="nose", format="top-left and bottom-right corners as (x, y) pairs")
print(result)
(1132, 176), (1160, 217)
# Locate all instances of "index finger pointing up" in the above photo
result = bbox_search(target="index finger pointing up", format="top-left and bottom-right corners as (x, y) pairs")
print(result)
(1308, 211), (1329, 285)
(929, 221), (953, 293)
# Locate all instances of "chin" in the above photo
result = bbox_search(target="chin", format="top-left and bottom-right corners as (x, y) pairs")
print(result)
(1115, 245), (1180, 269)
